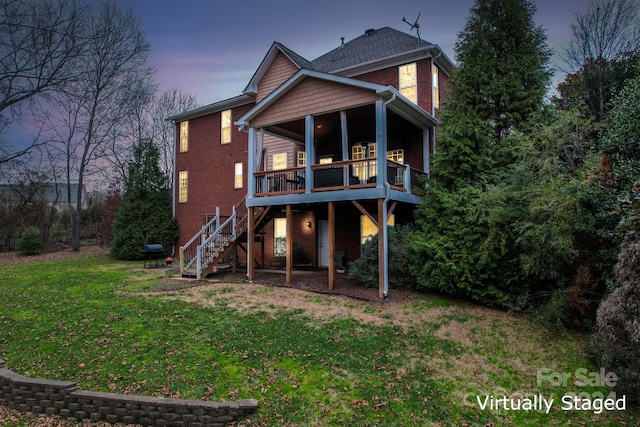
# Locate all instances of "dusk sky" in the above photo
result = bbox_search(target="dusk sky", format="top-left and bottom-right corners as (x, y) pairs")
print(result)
(116, 0), (593, 105)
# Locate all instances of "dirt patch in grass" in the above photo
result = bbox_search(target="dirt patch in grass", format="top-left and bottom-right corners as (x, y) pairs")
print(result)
(0, 245), (110, 265)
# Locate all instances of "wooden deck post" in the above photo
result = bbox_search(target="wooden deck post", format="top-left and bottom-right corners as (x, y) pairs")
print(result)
(179, 246), (185, 276)
(378, 198), (385, 299)
(328, 201), (335, 290)
(286, 204), (293, 284)
(247, 207), (255, 281)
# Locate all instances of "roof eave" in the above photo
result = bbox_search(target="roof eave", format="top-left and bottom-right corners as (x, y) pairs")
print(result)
(377, 87), (440, 128)
(329, 44), (454, 78)
(166, 94), (255, 123)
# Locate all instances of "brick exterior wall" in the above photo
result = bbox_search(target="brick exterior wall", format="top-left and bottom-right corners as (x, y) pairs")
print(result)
(175, 103), (252, 248)
(0, 359), (257, 426)
(355, 58), (434, 114)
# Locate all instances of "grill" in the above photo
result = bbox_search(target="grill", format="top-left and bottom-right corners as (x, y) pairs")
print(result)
(140, 244), (164, 268)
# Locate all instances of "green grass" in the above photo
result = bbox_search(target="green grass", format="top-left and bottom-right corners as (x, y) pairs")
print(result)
(0, 252), (637, 426)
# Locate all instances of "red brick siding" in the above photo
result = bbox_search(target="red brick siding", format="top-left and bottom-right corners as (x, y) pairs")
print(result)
(354, 58), (434, 114)
(174, 103), (252, 247)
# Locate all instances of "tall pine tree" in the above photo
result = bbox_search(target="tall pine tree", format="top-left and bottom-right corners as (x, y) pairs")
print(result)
(111, 139), (179, 260)
(411, 0), (551, 308)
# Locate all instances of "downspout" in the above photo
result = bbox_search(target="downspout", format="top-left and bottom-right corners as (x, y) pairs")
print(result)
(172, 120), (177, 257)
(383, 182), (391, 297)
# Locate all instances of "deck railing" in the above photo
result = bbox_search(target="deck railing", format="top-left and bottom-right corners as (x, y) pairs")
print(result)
(253, 159), (426, 196)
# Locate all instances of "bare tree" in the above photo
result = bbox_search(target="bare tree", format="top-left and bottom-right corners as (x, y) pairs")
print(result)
(45, 0), (154, 251)
(152, 89), (198, 189)
(0, 0), (85, 164)
(564, 0), (640, 70)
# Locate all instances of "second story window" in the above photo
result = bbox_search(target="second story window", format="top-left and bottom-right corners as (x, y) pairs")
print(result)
(297, 151), (306, 167)
(432, 65), (439, 111)
(221, 109), (231, 144)
(272, 152), (287, 170)
(399, 63), (417, 104)
(180, 121), (188, 152)
(234, 162), (243, 189)
(178, 171), (188, 202)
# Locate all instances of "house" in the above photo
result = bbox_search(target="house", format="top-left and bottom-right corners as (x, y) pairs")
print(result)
(168, 26), (453, 298)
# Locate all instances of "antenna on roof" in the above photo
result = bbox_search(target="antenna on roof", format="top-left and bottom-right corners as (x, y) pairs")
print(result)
(402, 13), (422, 45)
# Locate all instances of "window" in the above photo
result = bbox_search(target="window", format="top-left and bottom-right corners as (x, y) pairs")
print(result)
(180, 121), (188, 152)
(387, 149), (404, 164)
(178, 171), (188, 202)
(234, 162), (243, 189)
(272, 152), (287, 170)
(319, 156), (333, 164)
(399, 63), (417, 104)
(221, 109), (231, 144)
(432, 65), (439, 110)
(297, 151), (306, 167)
(360, 215), (395, 246)
(274, 218), (286, 257)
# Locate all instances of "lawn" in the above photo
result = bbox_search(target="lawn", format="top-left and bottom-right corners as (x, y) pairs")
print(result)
(0, 248), (637, 426)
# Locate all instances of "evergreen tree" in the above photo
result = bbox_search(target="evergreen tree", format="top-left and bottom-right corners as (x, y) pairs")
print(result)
(111, 139), (179, 260)
(411, 0), (551, 308)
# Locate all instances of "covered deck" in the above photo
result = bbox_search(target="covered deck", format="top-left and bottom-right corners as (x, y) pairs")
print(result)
(236, 69), (438, 298)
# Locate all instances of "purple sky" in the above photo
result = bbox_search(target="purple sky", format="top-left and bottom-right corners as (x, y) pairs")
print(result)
(117, 0), (591, 105)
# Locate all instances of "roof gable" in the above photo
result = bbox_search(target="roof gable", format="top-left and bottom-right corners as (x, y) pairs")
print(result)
(243, 42), (312, 95)
(237, 69), (439, 130)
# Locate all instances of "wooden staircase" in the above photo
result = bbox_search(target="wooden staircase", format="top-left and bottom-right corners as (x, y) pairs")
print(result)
(179, 196), (276, 279)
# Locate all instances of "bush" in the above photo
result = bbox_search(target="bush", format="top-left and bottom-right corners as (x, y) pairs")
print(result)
(528, 291), (571, 330)
(591, 240), (640, 403)
(348, 224), (417, 289)
(17, 227), (44, 255)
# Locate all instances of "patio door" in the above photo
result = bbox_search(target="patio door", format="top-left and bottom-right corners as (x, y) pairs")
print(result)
(318, 220), (329, 266)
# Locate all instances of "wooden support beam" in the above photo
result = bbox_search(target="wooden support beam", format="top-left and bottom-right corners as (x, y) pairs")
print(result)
(328, 201), (335, 290)
(387, 201), (397, 221)
(286, 204), (293, 284)
(248, 207), (255, 281)
(232, 243), (237, 274)
(254, 206), (272, 232)
(351, 200), (377, 226)
(378, 198), (385, 299)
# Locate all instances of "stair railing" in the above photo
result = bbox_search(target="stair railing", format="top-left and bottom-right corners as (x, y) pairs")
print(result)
(179, 208), (220, 275)
(194, 205), (237, 279)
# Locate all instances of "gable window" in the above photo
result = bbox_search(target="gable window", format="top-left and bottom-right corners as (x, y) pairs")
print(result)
(274, 218), (286, 257)
(272, 152), (287, 170)
(432, 65), (439, 111)
(180, 121), (188, 152)
(399, 63), (417, 104)
(234, 162), (243, 189)
(178, 171), (188, 202)
(221, 109), (231, 144)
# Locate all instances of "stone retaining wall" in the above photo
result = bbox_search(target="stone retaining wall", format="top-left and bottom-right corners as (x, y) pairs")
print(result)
(0, 360), (258, 426)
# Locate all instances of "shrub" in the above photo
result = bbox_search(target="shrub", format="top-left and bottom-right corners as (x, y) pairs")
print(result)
(17, 227), (44, 255)
(348, 224), (417, 289)
(528, 291), (571, 330)
(591, 240), (640, 403)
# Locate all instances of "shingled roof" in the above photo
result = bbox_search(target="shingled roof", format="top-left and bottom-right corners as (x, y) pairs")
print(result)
(311, 27), (431, 73)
